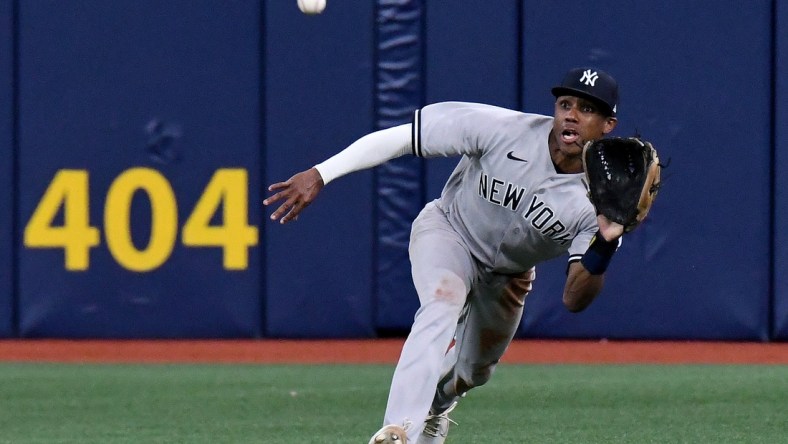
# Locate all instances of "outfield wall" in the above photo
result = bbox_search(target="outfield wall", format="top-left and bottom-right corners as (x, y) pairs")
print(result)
(1, 1), (785, 340)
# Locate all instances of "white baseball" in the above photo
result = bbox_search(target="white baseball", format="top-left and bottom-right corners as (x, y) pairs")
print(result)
(297, 0), (326, 15)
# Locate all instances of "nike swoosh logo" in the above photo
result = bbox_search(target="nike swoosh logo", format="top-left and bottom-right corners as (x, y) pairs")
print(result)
(506, 151), (528, 162)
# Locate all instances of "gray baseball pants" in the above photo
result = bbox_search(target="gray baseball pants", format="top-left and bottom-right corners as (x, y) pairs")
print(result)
(381, 201), (534, 440)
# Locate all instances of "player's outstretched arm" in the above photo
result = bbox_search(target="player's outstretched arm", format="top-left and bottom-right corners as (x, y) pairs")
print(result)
(264, 167), (324, 224)
(264, 124), (412, 224)
(562, 215), (624, 312)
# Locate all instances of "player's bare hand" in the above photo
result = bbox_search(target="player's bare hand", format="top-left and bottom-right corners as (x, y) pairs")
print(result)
(264, 168), (324, 224)
(597, 214), (624, 241)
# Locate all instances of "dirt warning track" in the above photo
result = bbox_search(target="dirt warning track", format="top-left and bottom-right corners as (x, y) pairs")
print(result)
(0, 339), (786, 364)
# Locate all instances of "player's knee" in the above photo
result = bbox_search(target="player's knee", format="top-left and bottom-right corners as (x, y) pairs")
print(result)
(459, 364), (495, 391)
(506, 267), (535, 306)
(429, 271), (467, 307)
(471, 367), (494, 387)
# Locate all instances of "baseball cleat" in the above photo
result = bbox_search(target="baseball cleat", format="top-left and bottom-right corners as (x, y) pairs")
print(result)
(367, 424), (407, 444)
(417, 401), (458, 444)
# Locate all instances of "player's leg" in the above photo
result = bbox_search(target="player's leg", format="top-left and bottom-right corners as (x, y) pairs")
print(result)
(430, 268), (535, 412)
(372, 201), (477, 441)
(413, 270), (534, 444)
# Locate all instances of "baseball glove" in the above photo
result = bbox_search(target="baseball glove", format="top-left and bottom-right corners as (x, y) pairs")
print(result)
(582, 137), (661, 232)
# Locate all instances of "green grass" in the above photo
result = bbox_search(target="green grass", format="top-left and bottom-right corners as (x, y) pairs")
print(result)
(0, 363), (785, 443)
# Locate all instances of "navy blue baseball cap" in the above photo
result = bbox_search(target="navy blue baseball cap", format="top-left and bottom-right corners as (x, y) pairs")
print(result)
(551, 67), (619, 116)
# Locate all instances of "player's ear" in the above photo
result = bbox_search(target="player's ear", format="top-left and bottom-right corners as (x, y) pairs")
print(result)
(602, 116), (618, 135)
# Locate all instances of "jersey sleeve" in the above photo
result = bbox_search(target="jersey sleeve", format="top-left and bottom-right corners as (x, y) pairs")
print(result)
(413, 102), (522, 159)
(567, 210), (598, 263)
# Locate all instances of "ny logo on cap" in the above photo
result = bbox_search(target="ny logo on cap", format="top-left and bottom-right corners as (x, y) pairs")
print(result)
(580, 69), (598, 86)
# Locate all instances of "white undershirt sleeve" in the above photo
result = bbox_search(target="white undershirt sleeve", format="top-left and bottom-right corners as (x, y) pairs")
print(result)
(313, 123), (412, 185)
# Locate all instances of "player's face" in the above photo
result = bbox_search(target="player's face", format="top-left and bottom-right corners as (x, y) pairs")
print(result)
(553, 96), (617, 154)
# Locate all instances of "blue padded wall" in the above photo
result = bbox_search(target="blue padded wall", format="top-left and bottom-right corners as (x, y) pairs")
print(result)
(0, 0), (13, 337)
(377, 0), (520, 330)
(424, 0), (521, 202)
(374, 0), (425, 331)
(263, 1), (376, 337)
(775, 0), (788, 340)
(17, 1), (262, 338)
(2, 0), (785, 340)
(517, 1), (771, 340)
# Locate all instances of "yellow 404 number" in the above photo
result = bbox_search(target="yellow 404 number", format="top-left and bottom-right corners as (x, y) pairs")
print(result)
(24, 168), (258, 272)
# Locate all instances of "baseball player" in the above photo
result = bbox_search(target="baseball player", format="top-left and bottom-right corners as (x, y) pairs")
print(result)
(264, 67), (623, 443)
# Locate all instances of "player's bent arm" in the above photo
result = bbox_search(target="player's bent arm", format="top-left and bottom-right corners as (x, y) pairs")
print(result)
(563, 217), (624, 312)
(563, 261), (604, 312)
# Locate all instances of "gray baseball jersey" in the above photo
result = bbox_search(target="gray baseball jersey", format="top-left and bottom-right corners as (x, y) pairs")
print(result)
(413, 101), (597, 274)
(380, 102), (601, 439)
